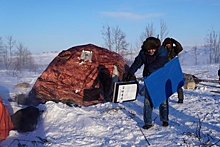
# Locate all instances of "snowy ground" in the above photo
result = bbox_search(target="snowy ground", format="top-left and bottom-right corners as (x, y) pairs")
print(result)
(0, 52), (220, 147)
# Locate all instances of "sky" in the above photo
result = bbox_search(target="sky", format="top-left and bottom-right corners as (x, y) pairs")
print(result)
(1, 0), (220, 53)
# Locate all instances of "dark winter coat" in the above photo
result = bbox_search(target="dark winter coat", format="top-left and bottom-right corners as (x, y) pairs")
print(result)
(11, 106), (40, 132)
(128, 46), (168, 77)
(166, 40), (183, 61)
(218, 69), (220, 77)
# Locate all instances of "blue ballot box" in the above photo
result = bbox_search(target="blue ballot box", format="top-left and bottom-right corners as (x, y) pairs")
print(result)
(144, 57), (185, 108)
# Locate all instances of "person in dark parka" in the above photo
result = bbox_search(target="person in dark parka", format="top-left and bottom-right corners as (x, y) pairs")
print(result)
(125, 37), (168, 129)
(162, 37), (184, 103)
(218, 68), (220, 85)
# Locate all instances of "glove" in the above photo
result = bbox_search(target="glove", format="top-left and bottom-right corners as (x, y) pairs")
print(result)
(123, 73), (133, 81)
(143, 68), (150, 76)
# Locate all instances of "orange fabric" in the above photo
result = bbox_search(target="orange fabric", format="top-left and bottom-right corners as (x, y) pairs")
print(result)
(0, 96), (14, 142)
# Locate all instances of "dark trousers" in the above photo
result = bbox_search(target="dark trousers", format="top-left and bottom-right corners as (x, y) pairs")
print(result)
(177, 87), (184, 101)
(143, 89), (168, 125)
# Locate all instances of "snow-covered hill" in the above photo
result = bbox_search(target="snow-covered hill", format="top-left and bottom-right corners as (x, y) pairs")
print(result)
(0, 48), (220, 146)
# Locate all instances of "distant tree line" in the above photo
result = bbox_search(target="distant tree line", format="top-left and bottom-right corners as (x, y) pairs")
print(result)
(102, 20), (169, 64)
(0, 36), (38, 77)
(205, 29), (220, 64)
(1, 23), (219, 74)
(101, 21), (220, 66)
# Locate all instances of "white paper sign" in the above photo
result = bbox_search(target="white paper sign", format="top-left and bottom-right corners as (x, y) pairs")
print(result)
(112, 81), (138, 103)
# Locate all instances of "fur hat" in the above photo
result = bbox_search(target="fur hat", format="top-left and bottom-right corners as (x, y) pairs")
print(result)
(141, 37), (161, 50)
(162, 38), (172, 46)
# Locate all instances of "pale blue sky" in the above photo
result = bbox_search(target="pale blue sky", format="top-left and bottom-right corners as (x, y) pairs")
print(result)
(1, 0), (220, 53)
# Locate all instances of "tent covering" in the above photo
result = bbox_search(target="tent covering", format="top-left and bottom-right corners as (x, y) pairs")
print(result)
(28, 44), (131, 106)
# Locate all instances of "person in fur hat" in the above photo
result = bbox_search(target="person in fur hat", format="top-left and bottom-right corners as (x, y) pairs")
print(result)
(124, 37), (169, 129)
(162, 37), (184, 103)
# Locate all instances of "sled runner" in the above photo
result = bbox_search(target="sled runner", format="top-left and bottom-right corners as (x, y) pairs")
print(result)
(194, 78), (220, 84)
(210, 90), (220, 94)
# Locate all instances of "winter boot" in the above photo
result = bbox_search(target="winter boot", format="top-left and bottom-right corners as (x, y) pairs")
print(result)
(142, 124), (153, 130)
(178, 99), (183, 103)
(162, 121), (169, 127)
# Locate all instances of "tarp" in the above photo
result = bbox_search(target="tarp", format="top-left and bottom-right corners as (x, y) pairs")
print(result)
(144, 57), (185, 108)
(0, 96), (14, 141)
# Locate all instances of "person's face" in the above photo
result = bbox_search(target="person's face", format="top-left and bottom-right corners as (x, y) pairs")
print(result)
(147, 48), (156, 55)
(166, 43), (172, 48)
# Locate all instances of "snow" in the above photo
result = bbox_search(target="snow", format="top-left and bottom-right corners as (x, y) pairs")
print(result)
(0, 51), (220, 147)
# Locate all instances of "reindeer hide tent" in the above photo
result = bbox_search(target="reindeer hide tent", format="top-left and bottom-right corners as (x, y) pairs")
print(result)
(28, 44), (132, 106)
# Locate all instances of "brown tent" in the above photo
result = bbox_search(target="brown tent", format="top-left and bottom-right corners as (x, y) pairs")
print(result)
(28, 44), (133, 106)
